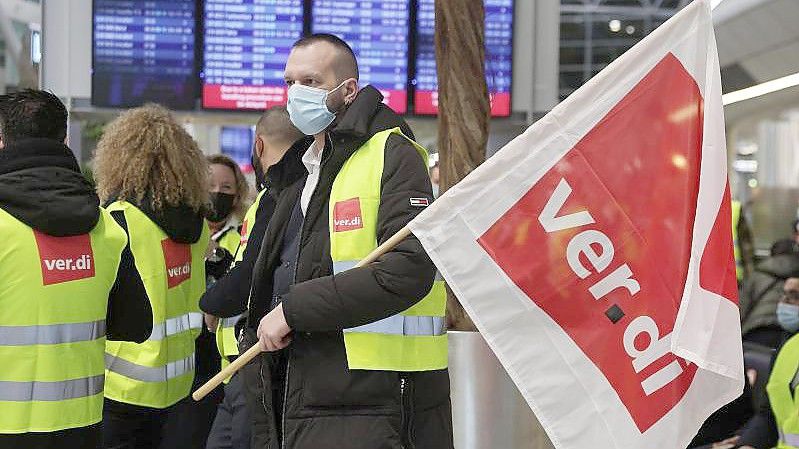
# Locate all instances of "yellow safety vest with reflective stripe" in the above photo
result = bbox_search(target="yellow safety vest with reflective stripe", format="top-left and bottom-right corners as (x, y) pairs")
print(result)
(215, 226), (241, 259)
(104, 201), (209, 409)
(330, 128), (448, 372)
(216, 190), (266, 368)
(767, 333), (799, 448)
(0, 207), (126, 433)
(732, 200), (743, 281)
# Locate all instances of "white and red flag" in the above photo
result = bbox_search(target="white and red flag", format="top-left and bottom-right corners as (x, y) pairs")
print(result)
(408, 1), (743, 447)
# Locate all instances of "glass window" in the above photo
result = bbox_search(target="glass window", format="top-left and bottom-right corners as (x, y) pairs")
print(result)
(558, 0), (687, 100)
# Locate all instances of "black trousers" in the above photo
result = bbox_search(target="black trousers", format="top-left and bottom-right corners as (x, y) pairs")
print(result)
(0, 423), (101, 449)
(159, 328), (224, 449)
(206, 372), (251, 449)
(102, 399), (174, 449)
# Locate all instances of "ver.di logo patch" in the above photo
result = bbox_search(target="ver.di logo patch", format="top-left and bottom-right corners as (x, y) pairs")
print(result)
(162, 238), (191, 288)
(34, 231), (96, 286)
(333, 198), (364, 232)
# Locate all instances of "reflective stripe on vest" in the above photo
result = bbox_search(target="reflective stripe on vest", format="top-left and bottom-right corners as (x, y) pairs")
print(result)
(0, 320), (106, 346)
(767, 333), (799, 449)
(0, 207), (126, 433)
(781, 431), (799, 448)
(147, 313), (203, 341)
(333, 263), (445, 336)
(105, 353), (195, 383)
(0, 375), (105, 402)
(329, 128), (447, 372)
(103, 201), (209, 409)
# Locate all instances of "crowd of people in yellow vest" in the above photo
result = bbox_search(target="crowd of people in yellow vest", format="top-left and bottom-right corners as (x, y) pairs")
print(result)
(0, 34), (451, 449)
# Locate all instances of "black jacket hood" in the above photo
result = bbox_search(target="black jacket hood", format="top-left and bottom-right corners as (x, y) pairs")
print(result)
(108, 194), (205, 245)
(757, 253), (799, 279)
(0, 138), (99, 236)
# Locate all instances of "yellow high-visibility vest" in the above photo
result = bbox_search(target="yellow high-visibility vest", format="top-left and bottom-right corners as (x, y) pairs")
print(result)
(215, 226), (241, 260)
(104, 201), (208, 409)
(216, 190), (267, 369)
(0, 207), (126, 433)
(767, 333), (799, 448)
(330, 128), (448, 371)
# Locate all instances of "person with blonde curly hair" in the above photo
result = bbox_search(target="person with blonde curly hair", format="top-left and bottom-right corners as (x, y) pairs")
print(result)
(94, 104), (211, 449)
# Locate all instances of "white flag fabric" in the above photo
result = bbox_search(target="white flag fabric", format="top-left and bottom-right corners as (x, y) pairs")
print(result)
(408, 1), (743, 448)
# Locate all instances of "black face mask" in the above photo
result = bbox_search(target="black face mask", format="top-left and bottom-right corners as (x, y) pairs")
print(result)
(251, 150), (266, 191)
(207, 192), (236, 223)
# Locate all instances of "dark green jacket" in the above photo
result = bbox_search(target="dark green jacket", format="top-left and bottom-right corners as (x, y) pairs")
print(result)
(740, 254), (799, 336)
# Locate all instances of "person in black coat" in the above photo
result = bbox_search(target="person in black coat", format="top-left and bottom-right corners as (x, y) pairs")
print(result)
(248, 35), (453, 449)
(201, 106), (308, 449)
(0, 89), (152, 449)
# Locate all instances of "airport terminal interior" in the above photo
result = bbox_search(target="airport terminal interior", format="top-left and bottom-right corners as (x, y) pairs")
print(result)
(1, 0), (799, 448)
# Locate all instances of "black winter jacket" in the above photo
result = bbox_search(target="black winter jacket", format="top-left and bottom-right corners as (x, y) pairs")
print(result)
(200, 137), (309, 319)
(246, 86), (453, 449)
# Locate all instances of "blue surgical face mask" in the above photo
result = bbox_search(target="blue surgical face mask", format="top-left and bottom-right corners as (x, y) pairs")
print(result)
(778, 302), (799, 333)
(287, 81), (348, 136)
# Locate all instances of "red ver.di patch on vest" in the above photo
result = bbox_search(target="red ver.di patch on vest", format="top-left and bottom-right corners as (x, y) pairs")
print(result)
(333, 198), (364, 232)
(34, 231), (96, 286)
(162, 238), (191, 288)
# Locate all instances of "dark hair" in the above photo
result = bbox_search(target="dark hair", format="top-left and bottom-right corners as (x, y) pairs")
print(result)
(0, 89), (68, 144)
(292, 33), (359, 80)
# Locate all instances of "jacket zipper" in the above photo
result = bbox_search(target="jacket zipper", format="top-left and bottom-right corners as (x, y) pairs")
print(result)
(400, 375), (416, 449)
(282, 135), (332, 449)
(400, 377), (407, 449)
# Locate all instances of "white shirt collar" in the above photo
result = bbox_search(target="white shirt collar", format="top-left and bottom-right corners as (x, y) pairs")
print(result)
(301, 141), (322, 175)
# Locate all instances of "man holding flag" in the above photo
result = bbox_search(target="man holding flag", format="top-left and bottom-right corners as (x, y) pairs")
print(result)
(207, 1), (742, 448)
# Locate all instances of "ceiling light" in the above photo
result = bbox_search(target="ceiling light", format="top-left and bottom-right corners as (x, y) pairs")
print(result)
(723, 72), (799, 105)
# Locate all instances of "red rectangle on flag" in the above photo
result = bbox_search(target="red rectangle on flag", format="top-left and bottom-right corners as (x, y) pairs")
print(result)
(34, 231), (95, 286)
(477, 54), (703, 432)
(162, 238), (191, 289)
(333, 198), (364, 232)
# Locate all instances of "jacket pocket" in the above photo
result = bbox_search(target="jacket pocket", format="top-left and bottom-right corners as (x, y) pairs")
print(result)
(290, 333), (401, 411)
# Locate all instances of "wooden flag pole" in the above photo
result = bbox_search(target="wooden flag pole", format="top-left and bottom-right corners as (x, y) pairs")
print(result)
(193, 226), (412, 401)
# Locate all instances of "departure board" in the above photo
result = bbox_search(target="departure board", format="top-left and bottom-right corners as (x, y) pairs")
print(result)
(202, 0), (304, 110)
(311, 0), (409, 114)
(92, 0), (197, 109)
(414, 0), (513, 117)
(220, 126), (255, 173)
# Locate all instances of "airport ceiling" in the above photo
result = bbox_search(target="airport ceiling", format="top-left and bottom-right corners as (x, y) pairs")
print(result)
(714, 0), (799, 120)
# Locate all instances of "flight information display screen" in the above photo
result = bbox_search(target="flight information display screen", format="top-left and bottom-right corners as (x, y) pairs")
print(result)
(202, 0), (304, 110)
(413, 0), (513, 117)
(92, 0), (197, 109)
(311, 0), (409, 114)
(220, 126), (255, 173)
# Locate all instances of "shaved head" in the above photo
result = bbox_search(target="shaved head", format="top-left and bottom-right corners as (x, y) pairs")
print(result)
(291, 34), (359, 82)
(255, 105), (303, 148)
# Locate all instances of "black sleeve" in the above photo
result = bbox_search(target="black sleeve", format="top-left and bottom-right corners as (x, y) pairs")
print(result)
(737, 350), (780, 449)
(106, 211), (153, 343)
(200, 195), (274, 317)
(283, 134), (437, 332)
